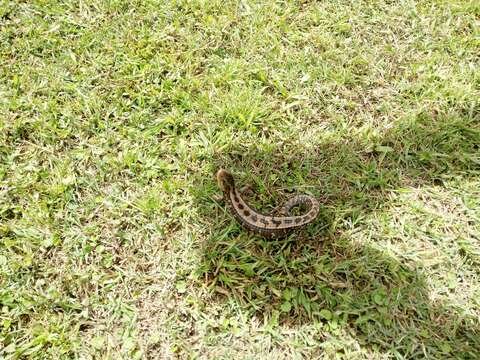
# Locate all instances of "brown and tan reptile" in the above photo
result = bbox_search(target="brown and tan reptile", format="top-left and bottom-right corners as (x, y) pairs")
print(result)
(216, 169), (319, 238)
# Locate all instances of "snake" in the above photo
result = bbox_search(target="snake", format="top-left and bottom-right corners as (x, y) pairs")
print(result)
(216, 169), (319, 238)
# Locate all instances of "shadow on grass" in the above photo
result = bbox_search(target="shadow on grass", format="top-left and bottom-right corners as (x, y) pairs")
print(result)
(191, 105), (480, 357)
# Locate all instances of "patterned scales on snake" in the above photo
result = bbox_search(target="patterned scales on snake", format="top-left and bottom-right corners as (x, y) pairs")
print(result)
(216, 169), (319, 238)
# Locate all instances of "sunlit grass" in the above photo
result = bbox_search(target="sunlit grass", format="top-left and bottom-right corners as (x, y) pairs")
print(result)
(1, 0), (479, 358)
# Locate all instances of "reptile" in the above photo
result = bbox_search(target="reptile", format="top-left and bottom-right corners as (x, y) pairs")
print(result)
(216, 169), (319, 238)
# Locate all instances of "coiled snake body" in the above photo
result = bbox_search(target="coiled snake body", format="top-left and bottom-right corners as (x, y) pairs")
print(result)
(216, 169), (319, 238)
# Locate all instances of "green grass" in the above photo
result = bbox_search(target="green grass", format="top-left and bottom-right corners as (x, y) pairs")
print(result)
(1, 0), (479, 358)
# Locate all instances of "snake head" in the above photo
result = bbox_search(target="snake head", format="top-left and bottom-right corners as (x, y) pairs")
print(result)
(216, 169), (235, 193)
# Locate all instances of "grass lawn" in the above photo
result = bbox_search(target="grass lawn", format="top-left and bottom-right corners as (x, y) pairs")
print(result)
(1, 0), (479, 358)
